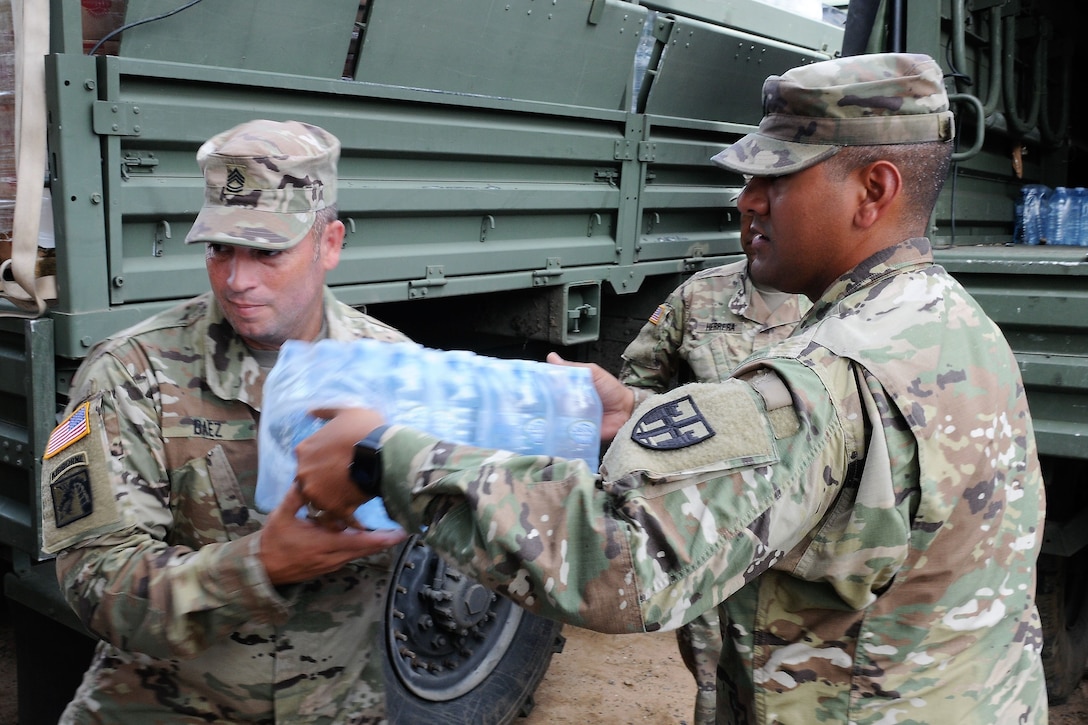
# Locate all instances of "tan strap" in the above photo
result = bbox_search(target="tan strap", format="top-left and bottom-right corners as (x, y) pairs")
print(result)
(741, 367), (793, 411)
(2, 0), (51, 317)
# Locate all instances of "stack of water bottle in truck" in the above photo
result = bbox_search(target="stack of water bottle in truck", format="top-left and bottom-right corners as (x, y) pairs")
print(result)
(1017, 185), (1088, 246)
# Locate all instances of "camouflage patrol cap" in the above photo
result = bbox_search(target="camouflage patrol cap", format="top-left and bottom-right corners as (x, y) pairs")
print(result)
(184, 119), (339, 249)
(711, 53), (954, 176)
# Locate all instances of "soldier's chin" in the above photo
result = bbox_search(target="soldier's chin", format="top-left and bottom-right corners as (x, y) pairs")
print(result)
(225, 312), (280, 350)
(747, 259), (781, 290)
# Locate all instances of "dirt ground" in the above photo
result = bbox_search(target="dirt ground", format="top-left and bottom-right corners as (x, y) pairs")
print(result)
(0, 608), (1085, 723)
(523, 627), (697, 724)
(525, 625), (1088, 725)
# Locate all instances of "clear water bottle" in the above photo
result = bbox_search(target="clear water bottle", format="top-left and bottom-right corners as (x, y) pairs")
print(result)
(257, 341), (604, 527)
(254, 408), (325, 514)
(481, 358), (553, 455)
(257, 339), (403, 529)
(544, 363), (603, 469)
(1045, 187), (1075, 245)
(429, 349), (484, 443)
(385, 342), (432, 431)
(1076, 188), (1088, 246)
(1019, 184), (1049, 245)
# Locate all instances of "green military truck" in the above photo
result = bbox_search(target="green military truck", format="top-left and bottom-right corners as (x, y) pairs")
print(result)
(0, 0), (1084, 722)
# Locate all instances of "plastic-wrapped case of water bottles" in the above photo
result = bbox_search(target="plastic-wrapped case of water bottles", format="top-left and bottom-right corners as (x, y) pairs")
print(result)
(256, 339), (603, 529)
(1016, 185), (1088, 246)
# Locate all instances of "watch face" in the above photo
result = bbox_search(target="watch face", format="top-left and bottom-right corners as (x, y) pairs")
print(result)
(352, 439), (382, 496)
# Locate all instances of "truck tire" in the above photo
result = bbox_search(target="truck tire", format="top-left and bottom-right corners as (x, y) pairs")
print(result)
(384, 536), (564, 723)
(1037, 550), (1088, 704)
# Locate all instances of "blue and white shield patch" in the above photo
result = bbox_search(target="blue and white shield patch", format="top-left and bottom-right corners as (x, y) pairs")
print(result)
(631, 395), (715, 450)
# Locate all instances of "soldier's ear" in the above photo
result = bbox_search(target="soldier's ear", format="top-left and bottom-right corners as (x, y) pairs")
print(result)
(854, 160), (901, 230)
(320, 220), (345, 269)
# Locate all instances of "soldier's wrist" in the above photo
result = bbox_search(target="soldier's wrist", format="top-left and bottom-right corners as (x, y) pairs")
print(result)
(629, 386), (653, 410)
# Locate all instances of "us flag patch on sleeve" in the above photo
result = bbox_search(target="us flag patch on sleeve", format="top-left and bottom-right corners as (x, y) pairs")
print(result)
(43, 402), (91, 460)
(648, 304), (667, 325)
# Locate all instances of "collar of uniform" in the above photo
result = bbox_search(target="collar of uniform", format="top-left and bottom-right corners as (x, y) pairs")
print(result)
(804, 237), (934, 323)
(320, 287), (356, 341)
(727, 264), (755, 321)
(202, 287), (341, 409)
(734, 263), (811, 328)
(202, 295), (266, 408)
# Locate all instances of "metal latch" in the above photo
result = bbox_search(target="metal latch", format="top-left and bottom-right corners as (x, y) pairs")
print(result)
(121, 153), (160, 179)
(567, 302), (598, 334)
(683, 246), (708, 271)
(532, 258), (563, 286)
(408, 266), (447, 299)
(594, 169), (620, 185)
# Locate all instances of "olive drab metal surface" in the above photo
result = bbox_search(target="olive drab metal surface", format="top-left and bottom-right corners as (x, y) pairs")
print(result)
(32, 0), (836, 362)
(355, 0), (647, 110)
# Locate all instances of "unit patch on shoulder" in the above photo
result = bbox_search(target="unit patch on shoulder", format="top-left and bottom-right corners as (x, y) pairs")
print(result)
(49, 452), (94, 528)
(631, 395), (715, 450)
(43, 402), (91, 460)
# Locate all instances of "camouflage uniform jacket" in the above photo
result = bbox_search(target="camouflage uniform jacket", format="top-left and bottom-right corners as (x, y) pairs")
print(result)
(379, 238), (1047, 724)
(41, 289), (408, 724)
(619, 259), (808, 725)
(619, 259), (809, 393)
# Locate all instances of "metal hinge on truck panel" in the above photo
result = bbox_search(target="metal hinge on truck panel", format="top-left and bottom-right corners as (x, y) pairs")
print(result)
(92, 101), (145, 137)
(408, 266), (447, 299)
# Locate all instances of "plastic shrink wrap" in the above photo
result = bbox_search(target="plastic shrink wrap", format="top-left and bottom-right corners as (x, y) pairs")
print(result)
(257, 339), (603, 530)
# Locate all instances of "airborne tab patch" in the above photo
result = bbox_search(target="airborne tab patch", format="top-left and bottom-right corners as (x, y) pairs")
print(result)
(631, 395), (715, 450)
(49, 452), (94, 528)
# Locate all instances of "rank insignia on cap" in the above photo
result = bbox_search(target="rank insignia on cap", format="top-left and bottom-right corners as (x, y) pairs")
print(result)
(225, 165), (246, 194)
(49, 452), (94, 528)
(43, 402), (91, 460)
(631, 395), (715, 450)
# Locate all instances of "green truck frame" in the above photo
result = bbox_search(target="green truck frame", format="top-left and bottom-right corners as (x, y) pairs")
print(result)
(0, 0), (1084, 722)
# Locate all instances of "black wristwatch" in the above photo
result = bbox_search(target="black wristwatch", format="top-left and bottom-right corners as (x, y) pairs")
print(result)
(350, 425), (388, 498)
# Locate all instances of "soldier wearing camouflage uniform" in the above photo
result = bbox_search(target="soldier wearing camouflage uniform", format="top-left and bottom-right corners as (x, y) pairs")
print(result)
(40, 120), (408, 723)
(297, 54), (1048, 724)
(620, 230), (809, 725)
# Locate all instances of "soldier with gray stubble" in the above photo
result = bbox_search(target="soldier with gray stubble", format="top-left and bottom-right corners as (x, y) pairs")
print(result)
(296, 54), (1048, 724)
(40, 120), (408, 723)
